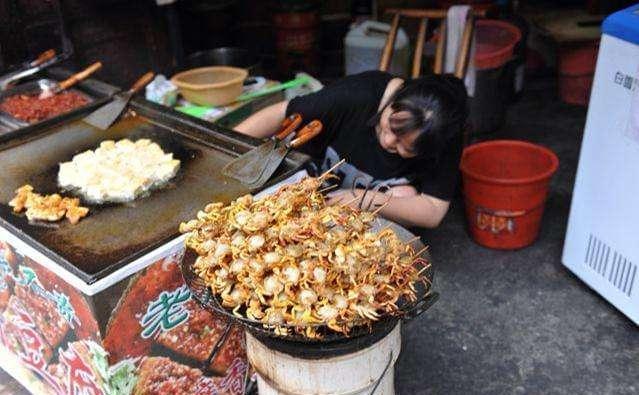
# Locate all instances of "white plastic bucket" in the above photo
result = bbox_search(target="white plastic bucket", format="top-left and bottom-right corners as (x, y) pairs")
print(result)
(246, 322), (402, 395)
(345, 21), (409, 77)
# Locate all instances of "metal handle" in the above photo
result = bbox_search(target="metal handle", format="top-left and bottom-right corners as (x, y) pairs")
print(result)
(275, 113), (302, 140)
(369, 351), (394, 395)
(129, 71), (155, 94)
(1, 50), (60, 90)
(58, 61), (102, 91)
(203, 320), (233, 372)
(289, 120), (322, 149)
(402, 292), (439, 322)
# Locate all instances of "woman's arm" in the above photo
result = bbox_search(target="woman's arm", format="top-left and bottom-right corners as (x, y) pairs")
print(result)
(234, 101), (288, 138)
(328, 188), (451, 228)
(378, 193), (450, 228)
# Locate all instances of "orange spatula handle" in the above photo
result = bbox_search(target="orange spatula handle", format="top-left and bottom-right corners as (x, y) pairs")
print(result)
(58, 61), (102, 91)
(129, 71), (155, 94)
(290, 120), (322, 149)
(275, 113), (302, 140)
(33, 49), (56, 66)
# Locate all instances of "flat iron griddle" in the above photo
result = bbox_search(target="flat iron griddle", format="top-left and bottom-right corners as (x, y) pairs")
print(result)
(0, 99), (309, 285)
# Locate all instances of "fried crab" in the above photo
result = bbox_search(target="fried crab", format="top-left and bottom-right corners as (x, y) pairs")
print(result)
(9, 184), (89, 224)
(180, 174), (430, 338)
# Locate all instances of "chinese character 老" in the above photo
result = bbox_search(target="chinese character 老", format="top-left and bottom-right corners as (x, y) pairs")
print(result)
(140, 285), (191, 338)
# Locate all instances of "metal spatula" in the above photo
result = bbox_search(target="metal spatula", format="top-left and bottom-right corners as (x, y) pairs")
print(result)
(222, 113), (302, 184)
(83, 71), (155, 130)
(0, 49), (57, 90)
(38, 61), (102, 99)
(245, 120), (323, 190)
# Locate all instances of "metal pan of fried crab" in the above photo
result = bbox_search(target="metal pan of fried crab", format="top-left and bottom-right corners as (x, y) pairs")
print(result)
(179, 175), (433, 339)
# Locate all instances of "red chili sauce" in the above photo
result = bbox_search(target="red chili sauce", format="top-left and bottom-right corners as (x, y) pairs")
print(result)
(0, 91), (89, 123)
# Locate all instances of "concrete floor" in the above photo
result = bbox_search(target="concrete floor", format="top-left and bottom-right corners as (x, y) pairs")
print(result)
(2, 78), (638, 394)
(397, 78), (639, 394)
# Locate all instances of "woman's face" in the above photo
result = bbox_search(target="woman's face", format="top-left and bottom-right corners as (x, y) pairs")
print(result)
(376, 107), (420, 159)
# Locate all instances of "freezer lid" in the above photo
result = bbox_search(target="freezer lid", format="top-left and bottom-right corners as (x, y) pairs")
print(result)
(603, 4), (639, 45)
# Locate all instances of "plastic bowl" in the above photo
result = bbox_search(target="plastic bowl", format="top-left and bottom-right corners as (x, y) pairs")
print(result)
(171, 66), (248, 106)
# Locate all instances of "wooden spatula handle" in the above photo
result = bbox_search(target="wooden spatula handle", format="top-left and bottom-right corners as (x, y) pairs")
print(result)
(290, 120), (322, 149)
(129, 71), (155, 94)
(33, 49), (56, 66)
(275, 113), (302, 140)
(58, 61), (102, 91)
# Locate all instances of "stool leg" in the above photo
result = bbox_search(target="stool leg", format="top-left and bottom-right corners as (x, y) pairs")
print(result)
(379, 13), (401, 72)
(455, 15), (475, 79)
(412, 17), (428, 78)
(434, 20), (446, 75)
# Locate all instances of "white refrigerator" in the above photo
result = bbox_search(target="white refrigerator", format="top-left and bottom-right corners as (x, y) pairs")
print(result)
(563, 4), (639, 324)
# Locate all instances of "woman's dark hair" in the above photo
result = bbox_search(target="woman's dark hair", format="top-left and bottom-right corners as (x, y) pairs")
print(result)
(370, 74), (468, 160)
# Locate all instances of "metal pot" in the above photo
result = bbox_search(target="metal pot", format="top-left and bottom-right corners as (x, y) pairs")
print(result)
(185, 47), (262, 75)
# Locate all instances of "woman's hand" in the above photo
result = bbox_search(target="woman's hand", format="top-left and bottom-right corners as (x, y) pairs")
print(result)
(326, 189), (361, 209)
(326, 186), (450, 228)
(326, 185), (417, 209)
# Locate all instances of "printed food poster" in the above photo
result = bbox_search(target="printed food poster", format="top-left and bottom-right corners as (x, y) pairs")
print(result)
(0, 239), (248, 394)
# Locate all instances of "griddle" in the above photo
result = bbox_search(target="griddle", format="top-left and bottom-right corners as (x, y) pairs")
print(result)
(0, 95), (309, 285)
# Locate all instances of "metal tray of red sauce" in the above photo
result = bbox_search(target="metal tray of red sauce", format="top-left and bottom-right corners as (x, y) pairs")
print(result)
(0, 92), (309, 285)
(0, 68), (113, 133)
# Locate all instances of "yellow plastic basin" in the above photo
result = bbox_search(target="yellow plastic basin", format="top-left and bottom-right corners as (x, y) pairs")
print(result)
(171, 66), (248, 106)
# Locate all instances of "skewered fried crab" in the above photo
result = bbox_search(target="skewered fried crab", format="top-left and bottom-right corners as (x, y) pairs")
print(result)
(180, 175), (430, 338)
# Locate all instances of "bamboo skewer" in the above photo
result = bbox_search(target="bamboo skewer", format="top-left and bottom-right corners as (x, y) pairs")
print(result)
(319, 159), (346, 180)
(340, 194), (364, 207)
(412, 245), (430, 258)
(318, 184), (339, 194)
(371, 201), (389, 215)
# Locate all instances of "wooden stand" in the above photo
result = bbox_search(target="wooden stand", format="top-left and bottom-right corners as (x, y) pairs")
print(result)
(379, 8), (489, 79)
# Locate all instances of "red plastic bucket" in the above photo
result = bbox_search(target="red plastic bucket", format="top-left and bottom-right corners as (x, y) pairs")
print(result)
(474, 20), (522, 69)
(273, 8), (320, 76)
(460, 140), (559, 249)
(557, 40), (599, 106)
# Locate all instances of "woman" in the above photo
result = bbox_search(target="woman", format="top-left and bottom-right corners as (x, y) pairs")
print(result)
(235, 71), (468, 228)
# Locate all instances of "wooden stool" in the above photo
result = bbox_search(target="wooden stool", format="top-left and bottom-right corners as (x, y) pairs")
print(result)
(380, 8), (492, 147)
(379, 8), (488, 79)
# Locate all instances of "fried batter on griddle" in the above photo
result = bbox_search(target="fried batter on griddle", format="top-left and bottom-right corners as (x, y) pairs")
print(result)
(9, 184), (89, 224)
